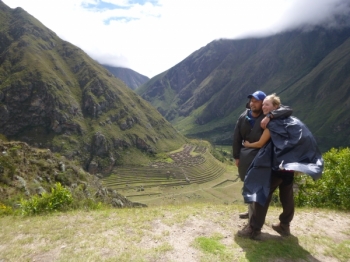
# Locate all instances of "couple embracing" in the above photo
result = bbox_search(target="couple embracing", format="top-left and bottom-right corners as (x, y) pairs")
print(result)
(233, 91), (323, 239)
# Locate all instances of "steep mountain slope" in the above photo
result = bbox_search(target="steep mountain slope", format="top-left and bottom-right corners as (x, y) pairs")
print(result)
(0, 2), (186, 173)
(0, 139), (144, 208)
(102, 65), (149, 90)
(281, 37), (350, 149)
(137, 27), (350, 151)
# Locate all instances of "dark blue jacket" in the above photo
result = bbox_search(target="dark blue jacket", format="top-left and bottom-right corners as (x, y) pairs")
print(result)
(243, 116), (324, 206)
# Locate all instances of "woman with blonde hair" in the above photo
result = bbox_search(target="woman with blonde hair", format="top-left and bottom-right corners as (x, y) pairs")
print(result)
(243, 93), (281, 149)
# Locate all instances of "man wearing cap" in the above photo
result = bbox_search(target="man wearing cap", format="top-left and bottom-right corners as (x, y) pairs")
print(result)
(232, 90), (292, 221)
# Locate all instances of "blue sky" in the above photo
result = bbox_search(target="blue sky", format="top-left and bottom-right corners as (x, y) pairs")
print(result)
(3, 0), (350, 78)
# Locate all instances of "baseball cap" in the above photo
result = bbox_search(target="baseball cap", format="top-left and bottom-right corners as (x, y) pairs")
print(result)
(247, 90), (266, 101)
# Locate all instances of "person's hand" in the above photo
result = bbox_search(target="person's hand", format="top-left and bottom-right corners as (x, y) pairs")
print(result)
(243, 141), (250, 147)
(235, 159), (239, 167)
(261, 116), (270, 129)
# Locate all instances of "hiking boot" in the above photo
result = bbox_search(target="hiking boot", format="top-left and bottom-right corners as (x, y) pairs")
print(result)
(237, 225), (261, 240)
(239, 211), (249, 219)
(272, 222), (290, 236)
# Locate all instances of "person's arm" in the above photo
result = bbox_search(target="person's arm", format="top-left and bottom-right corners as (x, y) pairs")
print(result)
(261, 105), (293, 129)
(271, 105), (292, 118)
(243, 129), (271, 148)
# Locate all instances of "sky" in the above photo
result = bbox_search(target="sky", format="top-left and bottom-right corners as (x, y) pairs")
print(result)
(2, 0), (350, 78)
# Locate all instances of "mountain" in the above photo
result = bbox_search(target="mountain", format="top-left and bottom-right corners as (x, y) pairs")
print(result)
(102, 65), (149, 90)
(0, 2), (186, 174)
(136, 26), (350, 151)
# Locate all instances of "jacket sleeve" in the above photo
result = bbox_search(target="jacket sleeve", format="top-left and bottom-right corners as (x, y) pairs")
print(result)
(232, 115), (244, 159)
(270, 105), (293, 119)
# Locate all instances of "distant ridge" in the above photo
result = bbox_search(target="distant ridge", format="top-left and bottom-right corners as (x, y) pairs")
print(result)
(102, 65), (149, 90)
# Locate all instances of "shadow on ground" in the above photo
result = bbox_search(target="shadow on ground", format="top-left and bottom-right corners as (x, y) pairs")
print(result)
(234, 233), (321, 262)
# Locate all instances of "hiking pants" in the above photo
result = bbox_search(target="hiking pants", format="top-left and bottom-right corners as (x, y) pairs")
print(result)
(250, 170), (295, 230)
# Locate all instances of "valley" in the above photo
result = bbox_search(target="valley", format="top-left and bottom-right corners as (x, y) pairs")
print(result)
(101, 143), (244, 206)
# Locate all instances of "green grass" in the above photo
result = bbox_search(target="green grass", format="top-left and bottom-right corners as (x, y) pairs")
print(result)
(101, 143), (227, 194)
(193, 233), (234, 261)
(0, 204), (348, 262)
(325, 240), (350, 261)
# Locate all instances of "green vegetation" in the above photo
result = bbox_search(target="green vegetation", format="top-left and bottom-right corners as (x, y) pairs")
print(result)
(0, 3), (187, 174)
(152, 152), (174, 163)
(101, 143), (226, 192)
(295, 147), (350, 210)
(193, 234), (233, 261)
(0, 203), (348, 262)
(137, 29), (350, 152)
(194, 235), (226, 254)
(17, 182), (103, 216)
(19, 183), (73, 215)
(1, 3), (350, 260)
(0, 137), (349, 261)
(211, 144), (233, 163)
(1, 136), (350, 217)
(0, 139), (140, 216)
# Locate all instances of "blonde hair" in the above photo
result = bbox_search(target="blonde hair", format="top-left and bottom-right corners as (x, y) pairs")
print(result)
(265, 93), (281, 108)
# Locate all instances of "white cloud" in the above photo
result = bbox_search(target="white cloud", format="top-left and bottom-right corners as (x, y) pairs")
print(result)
(2, 0), (349, 78)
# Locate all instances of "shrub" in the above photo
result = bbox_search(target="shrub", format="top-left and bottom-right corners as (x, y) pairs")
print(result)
(211, 149), (225, 163)
(294, 147), (350, 210)
(70, 185), (103, 210)
(0, 202), (13, 216)
(20, 182), (73, 215)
